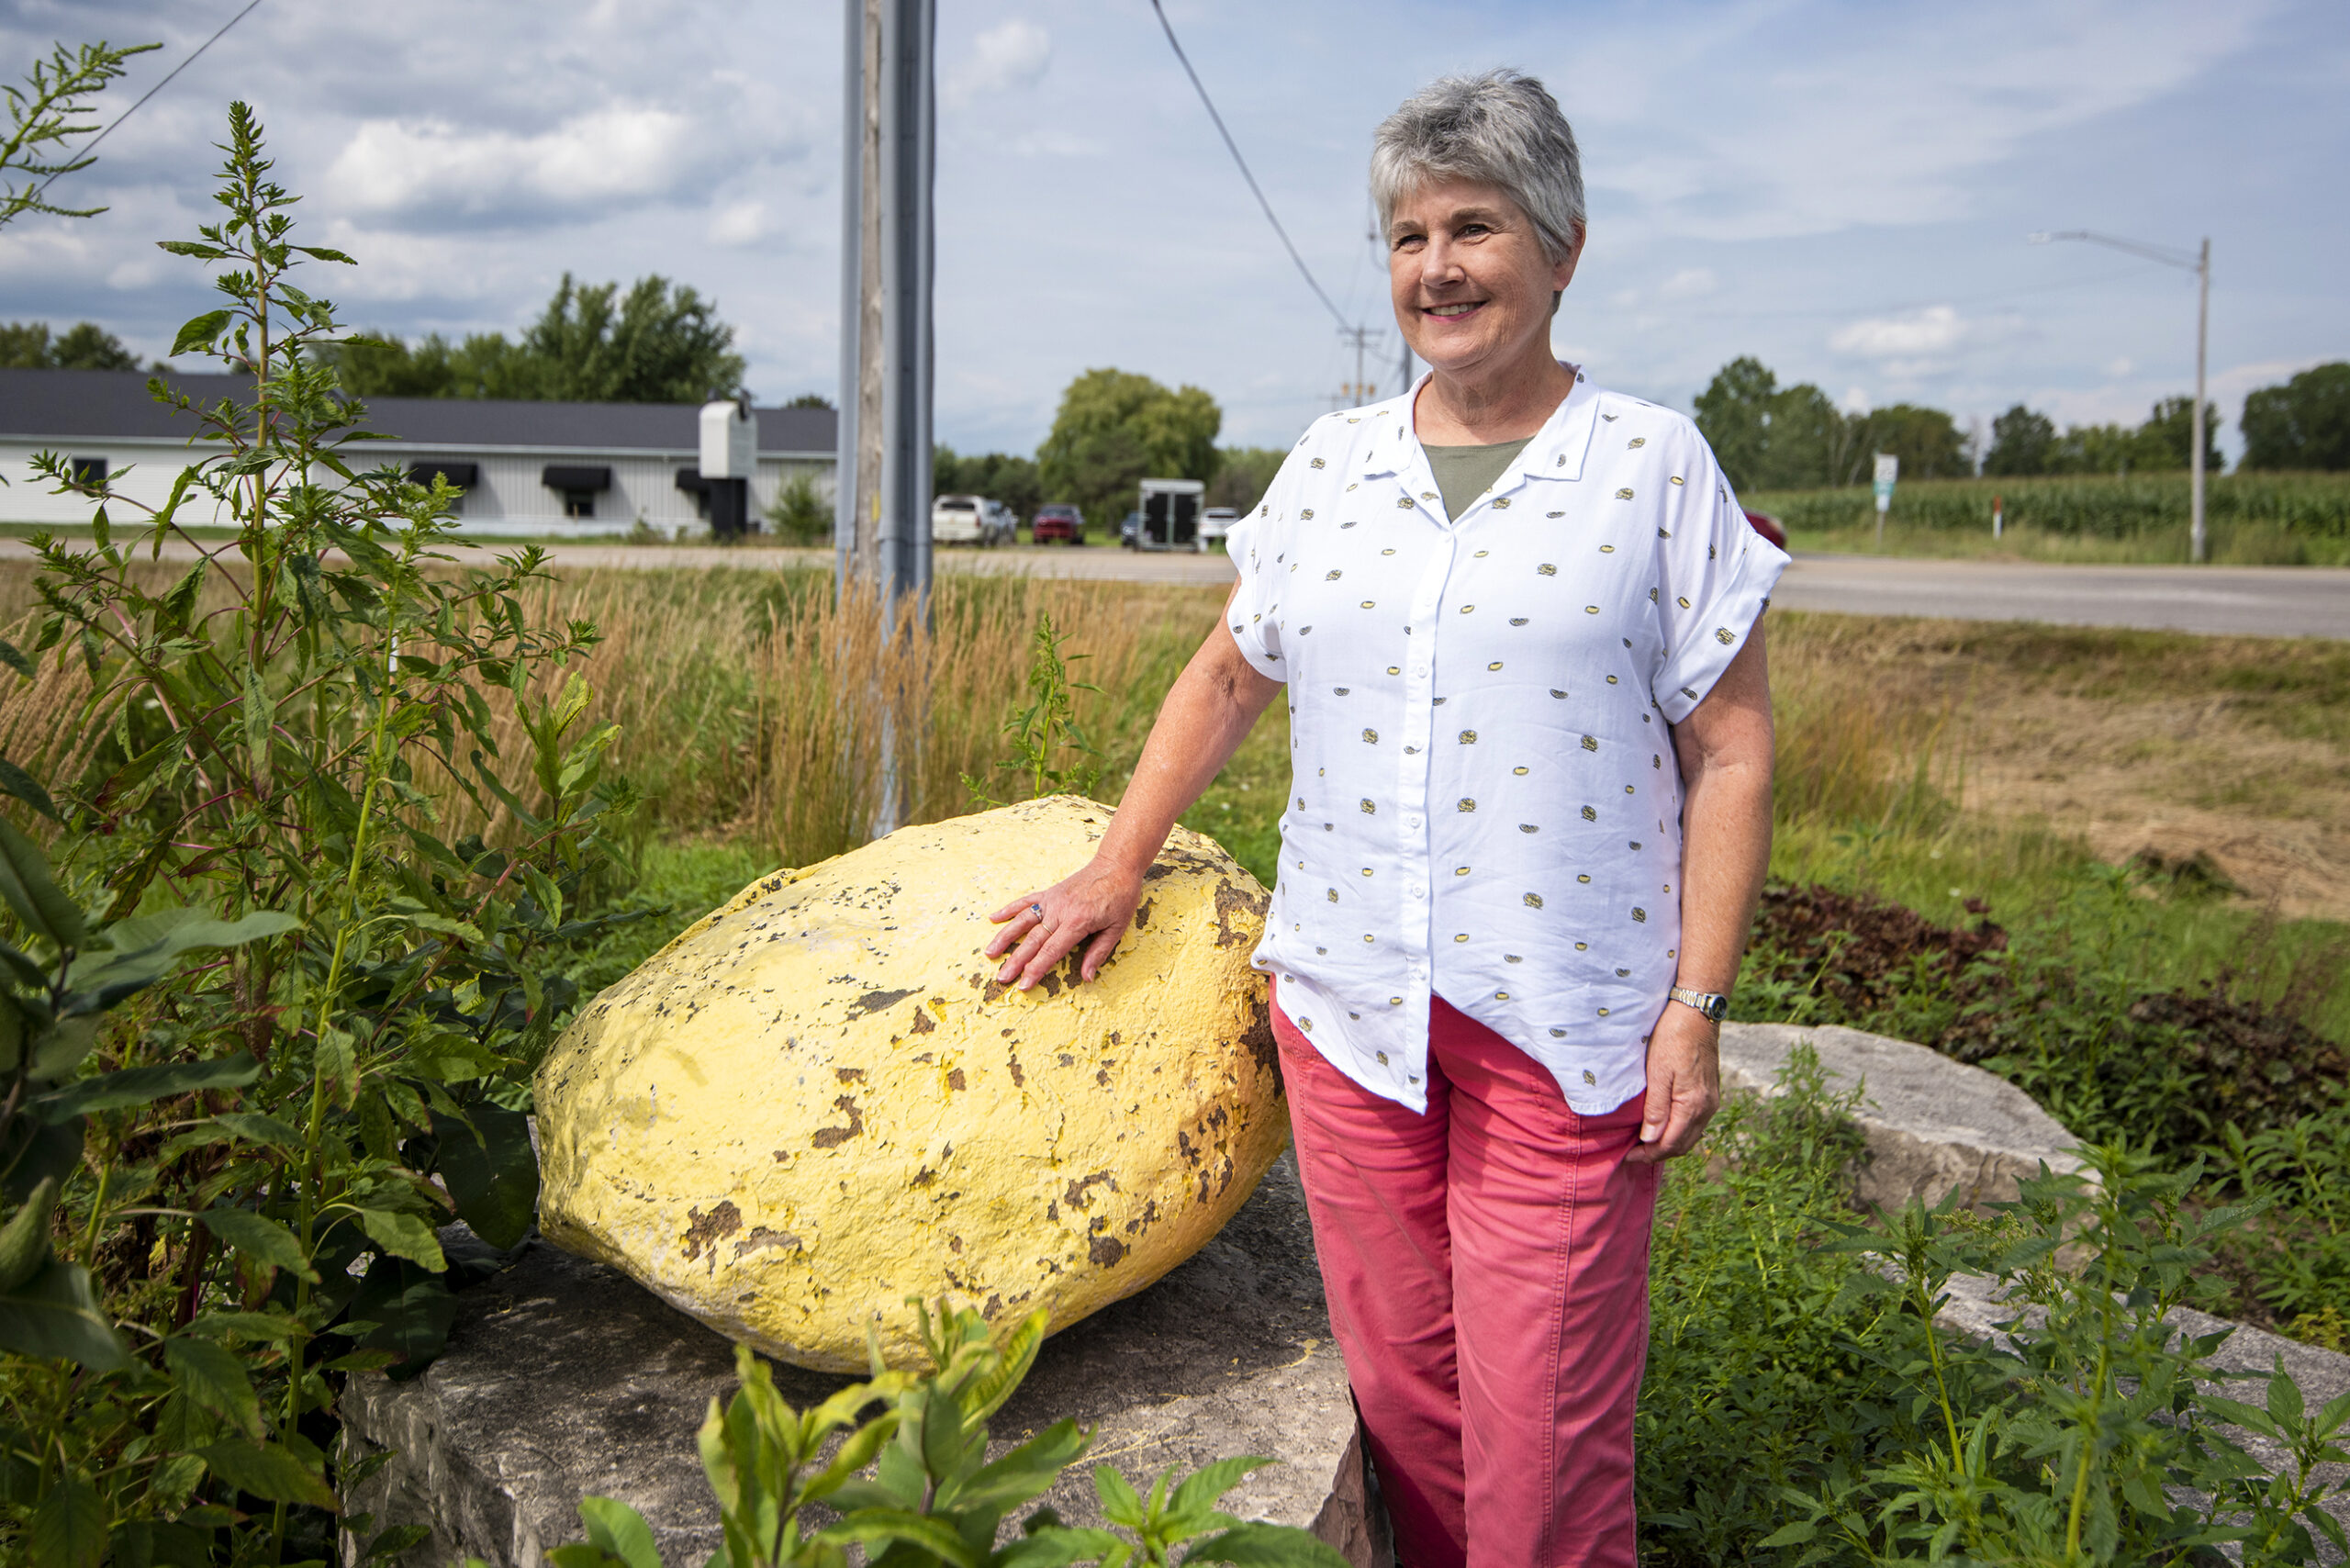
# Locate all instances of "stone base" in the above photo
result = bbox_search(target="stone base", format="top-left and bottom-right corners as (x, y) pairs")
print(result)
(1719, 1022), (2087, 1212)
(341, 1155), (1377, 1567)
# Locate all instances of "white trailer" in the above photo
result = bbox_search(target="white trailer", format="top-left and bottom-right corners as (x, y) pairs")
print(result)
(1136, 477), (1206, 552)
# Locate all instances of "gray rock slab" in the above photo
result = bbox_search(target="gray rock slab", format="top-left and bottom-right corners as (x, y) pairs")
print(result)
(1719, 1021), (2087, 1212)
(341, 1154), (1378, 1568)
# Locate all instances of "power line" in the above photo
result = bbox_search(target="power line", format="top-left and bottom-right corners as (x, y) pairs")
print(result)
(1146, 0), (1349, 331)
(33, 0), (268, 204)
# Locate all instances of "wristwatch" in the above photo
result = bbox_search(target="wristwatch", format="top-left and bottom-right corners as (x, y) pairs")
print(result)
(1667, 986), (1729, 1024)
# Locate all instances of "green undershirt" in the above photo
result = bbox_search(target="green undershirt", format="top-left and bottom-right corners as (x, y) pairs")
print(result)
(1422, 437), (1534, 521)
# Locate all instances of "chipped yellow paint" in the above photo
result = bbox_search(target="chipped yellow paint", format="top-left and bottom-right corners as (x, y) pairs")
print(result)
(533, 797), (1287, 1372)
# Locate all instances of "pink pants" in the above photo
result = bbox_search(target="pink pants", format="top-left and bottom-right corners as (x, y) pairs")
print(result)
(1270, 984), (1658, 1568)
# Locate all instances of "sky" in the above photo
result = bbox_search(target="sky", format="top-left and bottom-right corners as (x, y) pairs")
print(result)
(2, 0), (2344, 463)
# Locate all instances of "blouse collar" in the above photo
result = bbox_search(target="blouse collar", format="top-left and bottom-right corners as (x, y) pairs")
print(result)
(1357, 362), (1601, 487)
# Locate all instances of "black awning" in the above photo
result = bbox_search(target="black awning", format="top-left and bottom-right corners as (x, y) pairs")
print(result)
(674, 467), (709, 493)
(542, 465), (611, 492)
(407, 460), (478, 488)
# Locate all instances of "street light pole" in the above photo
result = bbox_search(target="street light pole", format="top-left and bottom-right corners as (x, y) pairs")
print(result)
(2191, 236), (2210, 566)
(2029, 229), (2212, 562)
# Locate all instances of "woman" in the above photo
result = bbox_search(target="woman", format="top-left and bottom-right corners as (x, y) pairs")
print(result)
(987, 69), (1783, 1568)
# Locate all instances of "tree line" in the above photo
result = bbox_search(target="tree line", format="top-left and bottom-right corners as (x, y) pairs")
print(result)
(1698, 354), (2350, 494)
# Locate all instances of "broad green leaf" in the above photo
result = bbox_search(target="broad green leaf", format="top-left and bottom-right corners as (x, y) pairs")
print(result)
(0, 640), (30, 679)
(198, 1206), (317, 1282)
(823, 1508), (981, 1568)
(356, 1206), (447, 1271)
(0, 1259), (129, 1371)
(0, 758), (57, 821)
(37, 1052), (261, 1122)
(170, 309), (233, 357)
(963, 1308), (1048, 1429)
(196, 1439), (339, 1510)
(184, 1308), (303, 1343)
(1182, 1522), (1353, 1566)
(989, 1530), (1126, 1568)
(2, 1119), (84, 1205)
(954, 1419), (1090, 1514)
(2267, 1361), (2306, 1426)
(167, 1334), (264, 1438)
(29, 1015), (99, 1078)
(210, 1111), (303, 1150)
(1092, 1464), (1147, 1530)
(0, 1175), (60, 1293)
(0, 813), (85, 947)
(431, 1101), (538, 1250)
(317, 1025), (359, 1108)
(575, 1496), (664, 1568)
(30, 1476), (106, 1568)
(293, 244), (357, 263)
(1166, 1455), (1274, 1526)
(346, 1256), (460, 1373)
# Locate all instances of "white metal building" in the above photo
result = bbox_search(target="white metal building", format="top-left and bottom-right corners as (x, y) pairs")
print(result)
(0, 368), (836, 537)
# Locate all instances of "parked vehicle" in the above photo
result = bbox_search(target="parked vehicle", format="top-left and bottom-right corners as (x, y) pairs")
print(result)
(1032, 503), (1085, 543)
(1135, 478), (1207, 552)
(933, 494), (985, 544)
(1742, 509), (1787, 549)
(1201, 505), (1237, 545)
(1120, 510), (1144, 549)
(980, 498), (1018, 544)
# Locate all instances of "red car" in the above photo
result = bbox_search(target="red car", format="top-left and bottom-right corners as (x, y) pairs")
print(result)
(1742, 510), (1786, 549)
(1031, 503), (1085, 544)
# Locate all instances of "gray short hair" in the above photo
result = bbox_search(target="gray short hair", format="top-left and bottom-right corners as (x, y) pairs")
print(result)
(1371, 70), (1584, 264)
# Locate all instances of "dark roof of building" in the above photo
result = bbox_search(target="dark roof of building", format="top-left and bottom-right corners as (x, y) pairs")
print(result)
(0, 368), (836, 454)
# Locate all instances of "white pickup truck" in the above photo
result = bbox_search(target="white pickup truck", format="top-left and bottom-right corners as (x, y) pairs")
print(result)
(932, 494), (1013, 545)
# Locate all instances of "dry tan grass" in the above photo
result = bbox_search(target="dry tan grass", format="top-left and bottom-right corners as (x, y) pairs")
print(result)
(1768, 613), (2350, 921)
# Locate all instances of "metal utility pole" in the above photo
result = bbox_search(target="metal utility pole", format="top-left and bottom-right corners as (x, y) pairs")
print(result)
(1338, 324), (1379, 404)
(834, 0), (935, 602)
(2031, 229), (2212, 562)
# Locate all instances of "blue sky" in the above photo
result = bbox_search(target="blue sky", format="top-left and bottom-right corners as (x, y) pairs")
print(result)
(1, 0), (2343, 462)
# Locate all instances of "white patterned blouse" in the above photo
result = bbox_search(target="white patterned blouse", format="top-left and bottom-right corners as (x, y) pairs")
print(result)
(1224, 367), (1789, 1114)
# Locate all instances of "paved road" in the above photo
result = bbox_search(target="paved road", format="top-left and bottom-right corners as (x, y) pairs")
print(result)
(1766, 555), (2350, 641)
(526, 543), (2346, 641)
(28, 538), (2345, 638)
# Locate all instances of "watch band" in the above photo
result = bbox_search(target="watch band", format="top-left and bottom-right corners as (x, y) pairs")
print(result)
(1668, 985), (1729, 1024)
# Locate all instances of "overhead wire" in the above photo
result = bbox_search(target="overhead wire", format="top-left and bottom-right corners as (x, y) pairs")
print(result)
(1147, 0), (1351, 332)
(32, 0), (268, 204)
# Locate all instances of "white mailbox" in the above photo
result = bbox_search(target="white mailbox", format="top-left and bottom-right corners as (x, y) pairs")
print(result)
(699, 398), (757, 481)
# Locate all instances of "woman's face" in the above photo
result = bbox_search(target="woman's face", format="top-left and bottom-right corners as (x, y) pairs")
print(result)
(1388, 177), (1580, 384)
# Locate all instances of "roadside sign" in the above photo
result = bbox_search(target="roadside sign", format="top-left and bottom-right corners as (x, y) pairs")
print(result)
(1872, 454), (1899, 514)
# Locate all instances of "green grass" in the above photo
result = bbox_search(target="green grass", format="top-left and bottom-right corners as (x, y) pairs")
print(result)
(1749, 470), (2350, 565)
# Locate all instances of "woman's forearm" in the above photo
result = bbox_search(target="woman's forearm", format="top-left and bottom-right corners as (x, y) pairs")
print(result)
(1098, 633), (1281, 876)
(1673, 755), (1772, 995)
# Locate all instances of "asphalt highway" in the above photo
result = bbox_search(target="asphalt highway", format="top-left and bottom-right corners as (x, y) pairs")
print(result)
(18, 537), (2344, 639)
(520, 543), (2350, 641)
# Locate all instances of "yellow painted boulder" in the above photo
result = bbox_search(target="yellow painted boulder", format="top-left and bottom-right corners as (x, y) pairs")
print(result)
(533, 796), (1287, 1372)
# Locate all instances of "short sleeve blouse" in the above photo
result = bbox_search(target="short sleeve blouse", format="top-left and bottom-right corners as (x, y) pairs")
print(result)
(1219, 368), (1787, 1114)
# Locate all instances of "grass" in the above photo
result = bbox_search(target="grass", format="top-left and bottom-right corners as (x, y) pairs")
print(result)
(1746, 470), (2350, 565)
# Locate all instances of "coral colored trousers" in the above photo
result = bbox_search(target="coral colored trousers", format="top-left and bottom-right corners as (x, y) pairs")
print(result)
(1270, 982), (1658, 1568)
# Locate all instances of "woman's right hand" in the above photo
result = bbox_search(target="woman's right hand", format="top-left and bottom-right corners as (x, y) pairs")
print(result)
(985, 855), (1148, 990)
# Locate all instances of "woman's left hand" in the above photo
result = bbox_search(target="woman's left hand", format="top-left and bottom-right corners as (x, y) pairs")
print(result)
(984, 853), (1147, 990)
(1626, 1006), (1720, 1164)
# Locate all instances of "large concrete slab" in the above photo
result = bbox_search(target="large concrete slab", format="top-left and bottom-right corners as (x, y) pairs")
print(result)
(1719, 1021), (2087, 1212)
(340, 1154), (1380, 1568)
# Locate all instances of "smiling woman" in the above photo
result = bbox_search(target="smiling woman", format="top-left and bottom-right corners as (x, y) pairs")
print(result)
(983, 69), (1785, 1568)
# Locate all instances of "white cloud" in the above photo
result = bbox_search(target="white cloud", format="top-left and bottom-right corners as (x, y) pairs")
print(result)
(325, 106), (721, 228)
(1657, 267), (1717, 301)
(1830, 306), (1967, 358)
(709, 200), (775, 247)
(946, 20), (1052, 111)
(2103, 356), (2134, 378)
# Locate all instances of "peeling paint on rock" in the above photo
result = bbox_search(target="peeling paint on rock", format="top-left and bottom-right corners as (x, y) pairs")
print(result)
(534, 796), (1288, 1372)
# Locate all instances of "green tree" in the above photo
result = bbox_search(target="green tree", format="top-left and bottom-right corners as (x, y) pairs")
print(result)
(782, 391), (834, 410)
(330, 274), (746, 405)
(2133, 395), (2225, 473)
(2241, 363), (2350, 471)
(1983, 404), (2056, 476)
(1207, 444), (1288, 511)
(1693, 356), (1776, 491)
(1037, 368), (1221, 530)
(934, 447), (1043, 521)
(0, 319), (138, 370)
(1855, 403), (1970, 481)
